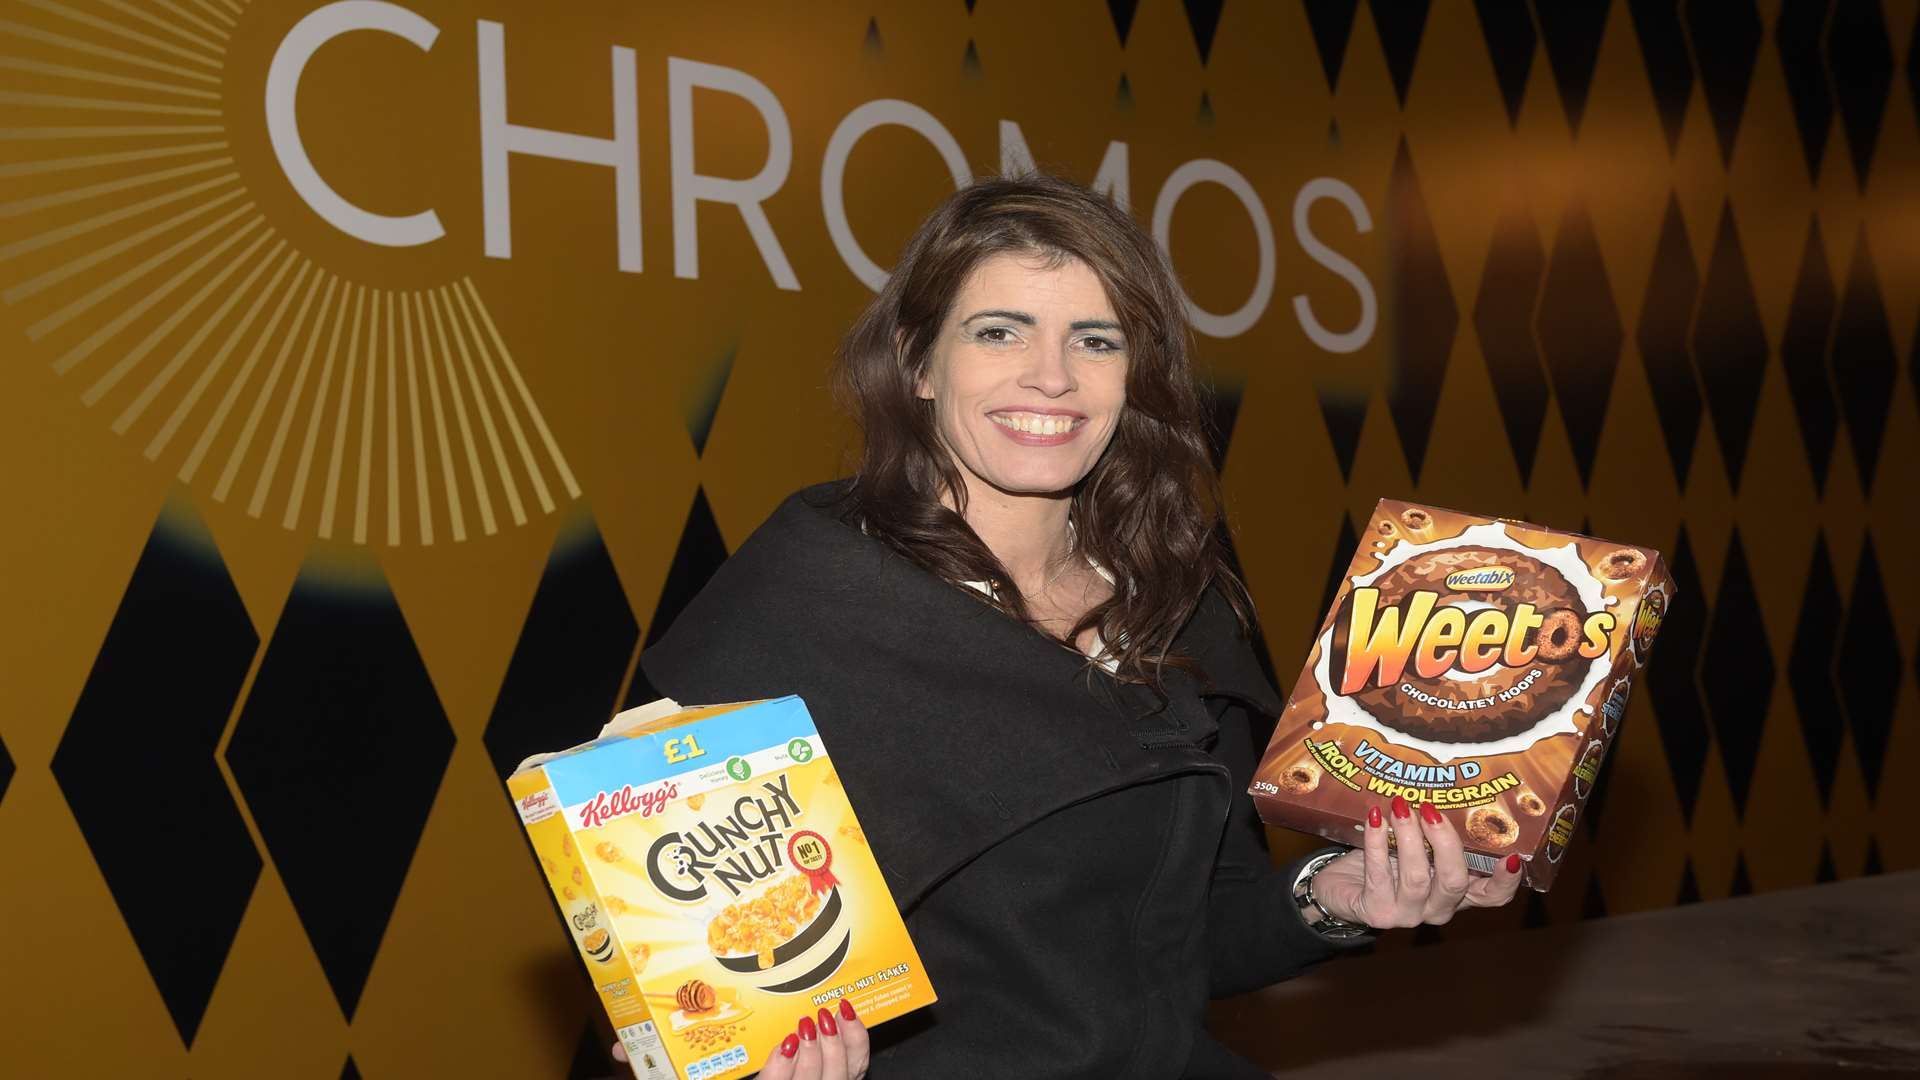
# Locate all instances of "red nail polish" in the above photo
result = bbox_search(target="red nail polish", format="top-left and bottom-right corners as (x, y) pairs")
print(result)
(839, 997), (857, 1022)
(780, 1034), (799, 1058)
(818, 1007), (837, 1037)
(798, 1016), (817, 1041)
(1368, 805), (1383, 828)
(1506, 854), (1522, 874)
(1391, 795), (1411, 819)
(1420, 803), (1442, 826)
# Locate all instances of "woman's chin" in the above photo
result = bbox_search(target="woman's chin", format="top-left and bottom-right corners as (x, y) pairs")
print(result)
(979, 470), (1086, 499)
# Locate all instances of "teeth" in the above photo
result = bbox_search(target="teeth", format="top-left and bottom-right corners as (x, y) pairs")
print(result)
(992, 413), (1078, 436)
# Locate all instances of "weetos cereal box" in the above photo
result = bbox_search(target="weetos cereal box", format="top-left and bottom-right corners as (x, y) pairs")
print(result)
(1250, 501), (1672, 891)
(509, 696), (935, 1078)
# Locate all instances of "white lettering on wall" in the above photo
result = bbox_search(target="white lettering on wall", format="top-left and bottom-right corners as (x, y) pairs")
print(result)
(477, 19), (641, 272)
(669, 58), (798, 290)
(1292, 177), (1376, 353)
(266, 0), (443, 247)
(821, 100), (971, 291)
(1152, 159), (1273, 338)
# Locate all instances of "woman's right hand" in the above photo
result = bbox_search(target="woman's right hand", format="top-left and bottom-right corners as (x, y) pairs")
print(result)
(609, 999), (869, 1079)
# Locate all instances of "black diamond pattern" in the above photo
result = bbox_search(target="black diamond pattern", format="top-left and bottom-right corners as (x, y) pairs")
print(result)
(1536, 0), (1611, 134)
(1384, 139), (1456, 483)
(226, 564), (456, 1020)
(341, 1056), (360, 1080)
(1315, 512), (1360, 644)
(1832, 228), (1897, 492)
(1369, 0), (1430, 106)
(1729, 854), (1753, 897)
(1304, 0), (1361, 95)
(1826, 0), (1895, 189)
(1182, 0), (1225, 65)
(684, 349), (734, 458)
(1316, 392), (1366, 481)
(863, 16), (882, 55)
(1628, 0), (1694, 154)
(49, 509), (261, 1046)
(962, 38), (982, 77)
(1215, 523), (1283, 722)
(1691, 203), (1770, 489)
(1644, 526), (1709, 823)
(1700, 531), (1773, 817)
(1686, 0), (1762, 165)
(1782, 216), (1839, 493)
(1474, 196), (1550, 484)
(1776, 0), (1835, 182)
(484, 521), (640, 780)
(1790, 534), (1847, 809)
(1106, 0), (1140, 46)
(1816, 841), (1837, 883)
(1536, 199), (1622, 488)
(1676, 859), (1700, 904)
(626, 487), (731, 709)
(1116, 73), (1134, 109)
(1581, 874), (1607, 920)
(1637, 193), (1704, 487)
(1473, 0), (1536, 128)
(1837, 538), (1897, 801)
(0, 734), (11, 807)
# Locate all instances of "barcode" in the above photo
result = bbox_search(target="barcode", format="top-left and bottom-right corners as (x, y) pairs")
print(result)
(1465, 852), (1500, 874)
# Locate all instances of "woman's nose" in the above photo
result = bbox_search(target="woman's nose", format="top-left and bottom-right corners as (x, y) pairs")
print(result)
(1019, 338), (1076, 396)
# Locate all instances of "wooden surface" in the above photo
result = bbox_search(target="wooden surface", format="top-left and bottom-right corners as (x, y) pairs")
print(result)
(1210, 871), (1920, 1077)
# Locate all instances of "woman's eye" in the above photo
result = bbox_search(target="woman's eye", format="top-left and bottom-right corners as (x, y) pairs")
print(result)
(977, 326), (1015, 343)
(1079, 336), (1123, 353)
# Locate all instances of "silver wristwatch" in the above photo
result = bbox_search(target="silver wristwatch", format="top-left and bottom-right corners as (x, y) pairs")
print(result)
(1291, 849), (1374, 941)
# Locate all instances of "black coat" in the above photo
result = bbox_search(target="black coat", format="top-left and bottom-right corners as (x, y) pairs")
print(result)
(639, 482), (1365, 1077)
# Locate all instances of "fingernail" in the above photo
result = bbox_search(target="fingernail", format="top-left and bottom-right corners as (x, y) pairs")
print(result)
(780, 1034), (800, 1058)
(839, 997), (858, 1022)
(1391, 795), (1411, 820)
(798, 1016), (817, 1042)
(1368, 805), (1383, 828)
(818, 1007), (838, 1037)
(1506, 854), (1522, 874)
(1420, 803), (1442, 826)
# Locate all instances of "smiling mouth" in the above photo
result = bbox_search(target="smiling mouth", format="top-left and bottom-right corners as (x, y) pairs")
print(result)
(989, 412), (1085, 436)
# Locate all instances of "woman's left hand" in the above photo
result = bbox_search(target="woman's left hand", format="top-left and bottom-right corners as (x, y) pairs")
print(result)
(1307, 795), (1525, 929)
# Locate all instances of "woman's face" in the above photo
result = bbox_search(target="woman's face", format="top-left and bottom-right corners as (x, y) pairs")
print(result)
(915, 252), (1129, 502)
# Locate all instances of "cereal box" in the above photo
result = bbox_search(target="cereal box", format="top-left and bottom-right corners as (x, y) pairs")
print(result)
(509, 696), (936, 1078)
(1249, 500), (1672, 891)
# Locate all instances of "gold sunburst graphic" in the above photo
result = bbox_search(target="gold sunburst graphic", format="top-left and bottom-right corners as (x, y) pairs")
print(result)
(1, 0), (579, 544)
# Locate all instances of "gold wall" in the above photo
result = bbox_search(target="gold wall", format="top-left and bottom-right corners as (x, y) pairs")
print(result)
(1, 0), (1915, 1075)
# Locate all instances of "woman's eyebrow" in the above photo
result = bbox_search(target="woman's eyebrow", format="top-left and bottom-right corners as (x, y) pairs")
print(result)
(961, 310), (1122, 332)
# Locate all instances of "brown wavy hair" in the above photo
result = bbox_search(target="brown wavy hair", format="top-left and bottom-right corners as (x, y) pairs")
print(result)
(829, 172), (1251, 688)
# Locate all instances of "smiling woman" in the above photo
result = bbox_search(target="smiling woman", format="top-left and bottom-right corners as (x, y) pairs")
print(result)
(618, 172), (1523, 1079)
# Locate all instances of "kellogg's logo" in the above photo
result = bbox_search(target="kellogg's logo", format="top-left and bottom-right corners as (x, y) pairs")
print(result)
(577, 781), (680, 829)
(1444, 567), (1514, 591)
(516, 788), (557, 825)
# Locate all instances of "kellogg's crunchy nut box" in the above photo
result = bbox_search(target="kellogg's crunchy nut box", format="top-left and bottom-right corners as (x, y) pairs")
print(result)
(1251, 500), (1671, 891)
(509, 696), (935, 1079)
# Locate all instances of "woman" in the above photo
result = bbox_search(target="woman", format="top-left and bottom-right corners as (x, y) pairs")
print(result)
(615, 173), (1522, 1078)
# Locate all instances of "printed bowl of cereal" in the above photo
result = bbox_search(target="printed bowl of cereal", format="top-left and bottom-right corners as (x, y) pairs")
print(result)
(707, 873), (850, 993)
